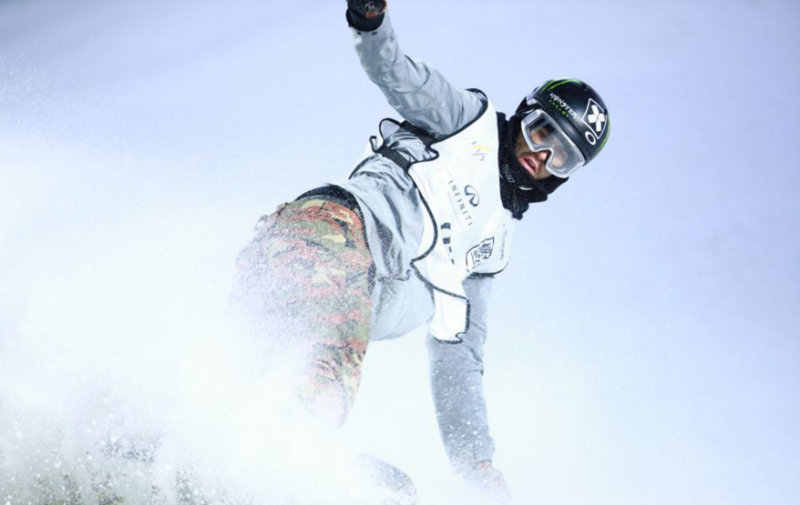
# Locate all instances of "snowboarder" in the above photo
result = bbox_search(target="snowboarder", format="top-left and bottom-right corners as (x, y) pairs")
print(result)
(229, 1), (611, 503)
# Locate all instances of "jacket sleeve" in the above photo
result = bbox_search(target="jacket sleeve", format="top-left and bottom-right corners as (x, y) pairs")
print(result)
(351, 12), (485, 137)
(426, 274), (497, 474)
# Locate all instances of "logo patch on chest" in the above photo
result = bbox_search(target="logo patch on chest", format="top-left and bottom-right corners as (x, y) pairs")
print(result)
(466, 238), (495, 270)
(447, 180), (474, 228)
(464, 185), (480, 207)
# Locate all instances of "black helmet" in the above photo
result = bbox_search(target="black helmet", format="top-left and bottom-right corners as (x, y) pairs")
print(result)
(516, 79), (610, 170)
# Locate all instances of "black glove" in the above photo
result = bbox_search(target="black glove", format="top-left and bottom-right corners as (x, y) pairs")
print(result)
(346, 0), (387, 32)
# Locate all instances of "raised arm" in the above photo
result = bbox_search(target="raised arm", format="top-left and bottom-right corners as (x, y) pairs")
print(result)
(346, 1), (485, 137)
(426, 275), (512, 503)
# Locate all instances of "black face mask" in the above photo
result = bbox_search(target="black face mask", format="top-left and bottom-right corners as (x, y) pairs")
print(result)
(497, 113), (569, 219)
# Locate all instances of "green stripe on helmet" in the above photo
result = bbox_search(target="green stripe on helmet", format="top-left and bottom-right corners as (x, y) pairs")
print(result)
(543, 79), (583, 92)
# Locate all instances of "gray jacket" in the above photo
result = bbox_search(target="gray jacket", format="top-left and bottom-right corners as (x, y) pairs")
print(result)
(333, 13), (500, 473)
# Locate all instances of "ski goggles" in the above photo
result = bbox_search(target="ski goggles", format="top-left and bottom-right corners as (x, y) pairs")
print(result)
(520, 108), (585, 178)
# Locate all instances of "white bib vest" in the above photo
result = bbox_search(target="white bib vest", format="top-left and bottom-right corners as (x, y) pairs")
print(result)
(407, 100), (515, 342)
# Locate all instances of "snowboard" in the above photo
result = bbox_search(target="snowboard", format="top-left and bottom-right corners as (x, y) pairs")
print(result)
(352, 453), (418, 505)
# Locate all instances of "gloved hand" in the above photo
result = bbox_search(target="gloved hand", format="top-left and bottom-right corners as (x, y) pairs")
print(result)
(346, 0), (387, 32)
(347, 0), (387, 18)
(464, 461), (513, 505)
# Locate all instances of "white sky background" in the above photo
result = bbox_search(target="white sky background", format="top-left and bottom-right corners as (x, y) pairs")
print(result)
(1, 0), (799, 504)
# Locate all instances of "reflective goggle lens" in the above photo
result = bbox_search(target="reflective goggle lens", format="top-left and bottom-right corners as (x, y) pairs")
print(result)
(521, 109), (585, 177)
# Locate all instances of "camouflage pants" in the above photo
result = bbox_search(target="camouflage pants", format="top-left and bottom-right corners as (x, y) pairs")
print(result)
(230, 198), (374, 427)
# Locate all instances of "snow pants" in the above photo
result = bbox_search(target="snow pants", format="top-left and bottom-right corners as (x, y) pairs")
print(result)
(230, 197), (374, 427)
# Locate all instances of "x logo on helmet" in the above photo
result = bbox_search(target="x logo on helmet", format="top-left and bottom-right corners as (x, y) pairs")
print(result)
(582, 98), (607, 137)
(588, 105), (606, 133)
